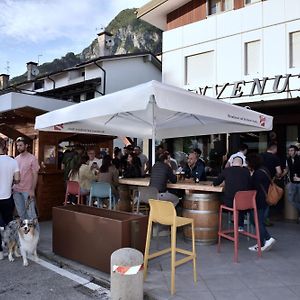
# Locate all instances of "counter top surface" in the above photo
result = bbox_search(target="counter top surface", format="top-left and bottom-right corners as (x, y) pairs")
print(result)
(119, 178), (223, 193)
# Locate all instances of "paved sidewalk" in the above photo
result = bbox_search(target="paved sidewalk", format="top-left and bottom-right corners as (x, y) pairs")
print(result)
(39, 220), (300, 300)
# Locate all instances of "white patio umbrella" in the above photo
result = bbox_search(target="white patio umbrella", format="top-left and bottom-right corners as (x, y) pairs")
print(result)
(35, 80), (273, 164)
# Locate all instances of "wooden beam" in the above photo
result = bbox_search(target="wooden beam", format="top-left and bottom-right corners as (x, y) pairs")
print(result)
(0, 123), (32, 141)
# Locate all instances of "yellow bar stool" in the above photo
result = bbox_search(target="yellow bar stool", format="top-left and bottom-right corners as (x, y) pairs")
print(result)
(143, 199), (197, 295)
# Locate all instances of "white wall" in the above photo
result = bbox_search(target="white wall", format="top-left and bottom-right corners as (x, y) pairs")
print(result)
(18, 55), (161, 99)
(104, 56), (161, 94)
(162, 0), (300, 103)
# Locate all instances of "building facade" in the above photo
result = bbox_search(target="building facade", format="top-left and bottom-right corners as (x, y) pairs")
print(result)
(0, 33), (162, 219)
(138, 0), (300, 160)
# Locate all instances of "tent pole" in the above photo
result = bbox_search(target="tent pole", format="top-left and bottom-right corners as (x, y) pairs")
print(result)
(151, 95), (156, 166)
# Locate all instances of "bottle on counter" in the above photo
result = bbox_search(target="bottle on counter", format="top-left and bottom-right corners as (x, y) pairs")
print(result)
(195, 172), (199, 183)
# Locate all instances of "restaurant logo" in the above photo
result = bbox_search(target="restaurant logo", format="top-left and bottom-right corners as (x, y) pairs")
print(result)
(53, 124), (64, 131)
(259, 115), (266, 127)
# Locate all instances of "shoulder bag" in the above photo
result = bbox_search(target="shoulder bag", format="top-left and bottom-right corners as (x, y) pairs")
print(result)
(259, 168), (284, 206)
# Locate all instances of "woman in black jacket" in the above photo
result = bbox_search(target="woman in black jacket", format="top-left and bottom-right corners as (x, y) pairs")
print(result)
(247, 153), (276, 252)
(123, 153), (142, 178)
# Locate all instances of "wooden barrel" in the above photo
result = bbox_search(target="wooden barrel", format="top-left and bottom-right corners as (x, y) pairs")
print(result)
(182, 192), (220, 245)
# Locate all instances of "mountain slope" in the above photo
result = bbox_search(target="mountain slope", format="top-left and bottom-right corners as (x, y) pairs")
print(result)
(10, 8), (162, 85)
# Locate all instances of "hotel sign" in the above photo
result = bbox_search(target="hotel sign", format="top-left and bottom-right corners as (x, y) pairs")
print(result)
(187, 74), (300, 99)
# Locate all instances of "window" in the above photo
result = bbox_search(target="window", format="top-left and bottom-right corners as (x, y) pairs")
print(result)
(209, 0), (233, 15)
(290, 31), (300, 68)
(34, 80), (44, 90)
(223, 0), (233, 11)
(186, 51), (214, 86)
(86, 91), (95, 100)
(72, 94), (81, 103)
(69, 69), (85, 80)
(209, 0), (221, 14)
(245, 40), (260, 75)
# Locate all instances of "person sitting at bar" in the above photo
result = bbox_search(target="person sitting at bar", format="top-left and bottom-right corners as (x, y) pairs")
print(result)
(225, 143), (248, 168)
(164, 150), (178, 172)
(183, 150), (206, 182)
(212, 156), (251, 230)
(68, 155), (97, 203)
(112, 147), (122, 176)
(97, 154), (119, 199)
(150, 153), (179, 206)
(87, 148), (102, 168)
(123, 153), (142, 178)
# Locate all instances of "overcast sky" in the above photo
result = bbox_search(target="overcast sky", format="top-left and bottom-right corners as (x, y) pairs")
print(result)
(0, 0), (149, 78)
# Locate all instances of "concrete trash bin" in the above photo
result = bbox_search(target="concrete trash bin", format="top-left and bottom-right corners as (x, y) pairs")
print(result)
(111, 248), (144, 300)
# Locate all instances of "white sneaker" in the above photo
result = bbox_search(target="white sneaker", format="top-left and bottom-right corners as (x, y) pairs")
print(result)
(263, 237), (276, 251)
(0, 251), (4, 260)
(248, 244), (267, 252)
(248, 244), (258, 251)
(248, 238), (276, 252)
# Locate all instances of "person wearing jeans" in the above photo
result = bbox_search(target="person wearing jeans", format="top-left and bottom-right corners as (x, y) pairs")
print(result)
(247, 153), (276, 252)
(13, 137), (40, 224)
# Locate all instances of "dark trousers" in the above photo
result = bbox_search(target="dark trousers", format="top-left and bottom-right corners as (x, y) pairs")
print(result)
(0, 197), (14, 251)
(257, 208), (271, 246)
(250, 207), (271, 247)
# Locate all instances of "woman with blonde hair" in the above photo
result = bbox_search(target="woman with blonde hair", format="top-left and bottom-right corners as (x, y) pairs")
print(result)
(68, 155), (97, 202)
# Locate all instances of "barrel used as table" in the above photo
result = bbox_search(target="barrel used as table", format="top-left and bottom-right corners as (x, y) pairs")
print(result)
(182, 192), (220, 245)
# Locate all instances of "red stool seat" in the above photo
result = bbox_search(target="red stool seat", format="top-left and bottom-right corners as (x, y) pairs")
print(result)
(217, 190), (261, 262)
(64, 181), (82, 205)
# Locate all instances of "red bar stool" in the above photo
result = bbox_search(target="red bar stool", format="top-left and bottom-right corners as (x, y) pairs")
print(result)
(64, 181), (82, 205)
(217, 190), (261, 262)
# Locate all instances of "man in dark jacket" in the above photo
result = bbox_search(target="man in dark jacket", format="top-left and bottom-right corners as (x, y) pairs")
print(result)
(260, 143), (282, 226)
(284, 145), (300, 213)
(150, 153), (179, 206)
(184, 151), (206, 182)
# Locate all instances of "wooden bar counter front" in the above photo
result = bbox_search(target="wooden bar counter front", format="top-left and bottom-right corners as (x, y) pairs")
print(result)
(119, 178), (224, 244)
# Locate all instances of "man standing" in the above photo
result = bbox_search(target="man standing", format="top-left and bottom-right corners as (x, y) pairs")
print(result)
(183, 151), (206, 182)
(134, 146), (149, 177)
(150, 153), (179, 206)
(13, 137), (40, 221)
(225, 144), (248, 168)
(260, 143), (282, 226)
(0, 138), (20, 260)
(284, 145), (300, 213)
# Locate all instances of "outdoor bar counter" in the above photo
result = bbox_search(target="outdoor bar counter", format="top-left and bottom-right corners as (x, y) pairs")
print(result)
(119, 178), (224, 244)
(119, 178), (223, 192)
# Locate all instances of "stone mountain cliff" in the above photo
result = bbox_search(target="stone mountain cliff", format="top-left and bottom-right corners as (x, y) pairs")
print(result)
(11, 8), (162, 85)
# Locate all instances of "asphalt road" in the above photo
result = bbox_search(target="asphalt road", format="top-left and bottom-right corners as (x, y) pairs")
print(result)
(0, 254), (110, 299)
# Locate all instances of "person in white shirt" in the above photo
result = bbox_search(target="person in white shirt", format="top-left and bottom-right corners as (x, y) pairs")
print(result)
(87, 148), (102, 169)
(225, 144), (248, 168)
(0, 137), (20, 260)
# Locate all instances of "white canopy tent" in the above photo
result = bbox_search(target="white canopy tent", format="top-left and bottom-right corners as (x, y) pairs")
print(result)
(35, 80), (273, 164)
